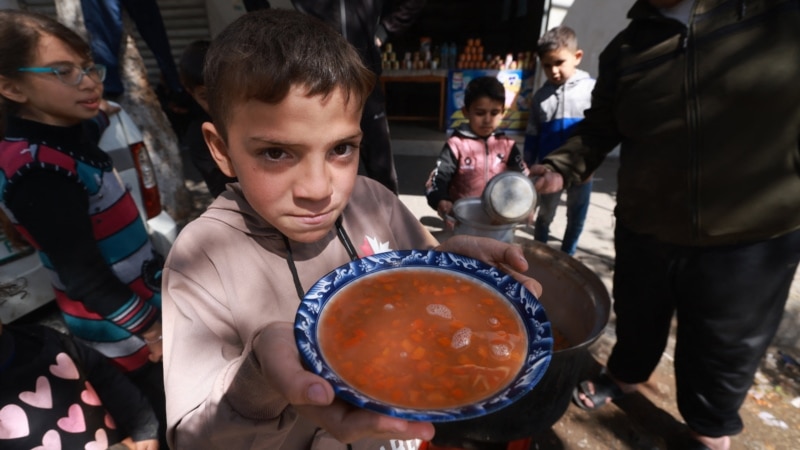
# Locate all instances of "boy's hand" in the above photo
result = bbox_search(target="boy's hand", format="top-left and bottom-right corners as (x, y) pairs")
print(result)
(436, 200), (453, 220)
(436, 235), (543, 298)
(99, 99), (122, 116)
(254, 322), (436, 443)
(529, 164), (564, 194)
(119, 437), (158, 450)
(141, 321), (163, 363)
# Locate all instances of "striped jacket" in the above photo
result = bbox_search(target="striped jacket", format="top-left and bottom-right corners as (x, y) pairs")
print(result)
(523, 69), (595, 166)
(0, 116), (161, 372)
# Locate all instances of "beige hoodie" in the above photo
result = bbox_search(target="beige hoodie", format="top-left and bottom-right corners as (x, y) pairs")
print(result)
(162, 176), (437, 449)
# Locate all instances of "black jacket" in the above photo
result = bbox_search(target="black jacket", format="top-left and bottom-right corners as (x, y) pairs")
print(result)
(545, 0), (800, 246)
(291, 0), (426, 74)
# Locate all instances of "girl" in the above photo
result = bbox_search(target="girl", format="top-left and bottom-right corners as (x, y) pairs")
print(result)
(0, 319), (159, 449)
(0, 10), (165, 447)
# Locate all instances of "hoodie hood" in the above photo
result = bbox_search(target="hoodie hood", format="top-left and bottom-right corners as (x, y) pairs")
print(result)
(202, 183), (285, 240)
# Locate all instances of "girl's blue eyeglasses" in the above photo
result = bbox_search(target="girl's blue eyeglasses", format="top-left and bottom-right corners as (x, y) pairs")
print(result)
(17, 63), (107, 86)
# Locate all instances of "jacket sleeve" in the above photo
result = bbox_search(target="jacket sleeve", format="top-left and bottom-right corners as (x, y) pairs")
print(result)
(507, 143), (529, 175)
(6, 171), (158, 334)
(376, 0), (427, 43)
(424, 142), (458, 210)
(162, 238), (296, 450)
(523, 109), (540, 166)
(70, 335), (159, 442)
(543, 38), (624, 186)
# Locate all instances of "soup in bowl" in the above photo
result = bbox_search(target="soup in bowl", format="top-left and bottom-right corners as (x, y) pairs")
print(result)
(294, 249), (552, 422)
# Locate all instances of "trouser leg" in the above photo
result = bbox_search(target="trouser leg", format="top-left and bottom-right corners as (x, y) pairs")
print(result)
(561, 178), (593, 255)
(533, 191), (560, 243)
(673, 228), (800, 437)
(80, 0), (124, 96)
(607, 225), (677, 383)
(359, 82), (398, 194)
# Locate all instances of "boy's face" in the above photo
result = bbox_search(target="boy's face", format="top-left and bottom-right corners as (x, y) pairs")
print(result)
(203, 86), (363, 243)
(539, 47), (583, 86)
(462, 96), (505, 138)
(188, 85), (209, 114)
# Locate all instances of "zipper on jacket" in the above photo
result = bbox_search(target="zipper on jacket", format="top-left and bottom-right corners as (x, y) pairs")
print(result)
(685, 4), (700, 240)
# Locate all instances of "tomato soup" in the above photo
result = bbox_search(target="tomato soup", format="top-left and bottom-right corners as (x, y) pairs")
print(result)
(318, 268), (528, 409)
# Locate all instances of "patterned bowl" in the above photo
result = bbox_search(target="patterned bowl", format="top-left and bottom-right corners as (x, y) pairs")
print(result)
(294, 249), (552, 422)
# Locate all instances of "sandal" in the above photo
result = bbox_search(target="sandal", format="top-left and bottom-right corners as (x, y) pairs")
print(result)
(572, 372), (625, 411)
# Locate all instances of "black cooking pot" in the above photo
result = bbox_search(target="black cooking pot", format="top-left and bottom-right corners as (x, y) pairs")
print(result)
(431, 242), (611, 448)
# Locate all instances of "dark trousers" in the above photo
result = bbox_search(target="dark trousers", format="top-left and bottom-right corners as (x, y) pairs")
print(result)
(359, 82), (399, 194)
(608, 225), (800, 437)
(81, 0), (182, 96)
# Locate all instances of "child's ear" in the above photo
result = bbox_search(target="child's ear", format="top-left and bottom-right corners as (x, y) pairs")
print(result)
(574, 49), (584, 65)
(0, 76), (27, 104)
(202, 122), (236, 177)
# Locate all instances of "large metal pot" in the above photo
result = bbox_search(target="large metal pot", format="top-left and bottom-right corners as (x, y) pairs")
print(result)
(431, 242), (611, 448)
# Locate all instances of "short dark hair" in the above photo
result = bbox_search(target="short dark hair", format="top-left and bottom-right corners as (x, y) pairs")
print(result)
(464, 76), (505, 110)
(536, 25), (579, 57)
(178, 39), (210, 91)
(204, 9), (375, 142)
(0, 10), (92, 115)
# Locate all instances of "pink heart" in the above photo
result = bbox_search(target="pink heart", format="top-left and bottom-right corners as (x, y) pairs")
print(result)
(19, 376), (53, 409)
(31, 429), (61, 450)
(0, 404), (29, 439)
(56, 404), (86, 433)
(104, 412), (116, 430)
(84, 428), (108, 450)
(80, 382), (101, 406)
(49, 353), (79, 380)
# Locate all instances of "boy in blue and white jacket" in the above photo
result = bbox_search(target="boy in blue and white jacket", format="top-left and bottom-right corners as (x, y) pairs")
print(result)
(524, 26), (595, 255)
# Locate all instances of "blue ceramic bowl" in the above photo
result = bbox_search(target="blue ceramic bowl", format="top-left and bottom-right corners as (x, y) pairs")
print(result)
(294, 249), (552, 422)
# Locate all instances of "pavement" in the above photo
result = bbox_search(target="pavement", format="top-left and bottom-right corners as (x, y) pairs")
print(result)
(389, 123), (800, 450)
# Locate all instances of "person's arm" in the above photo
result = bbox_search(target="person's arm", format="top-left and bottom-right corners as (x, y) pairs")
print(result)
(5, 172), (160, 337)
(507, 143), (529, 175)
(523, 106), (540, 167)
(72, 335), (159, 446)
(376, 0), (427, 45)
(424, 142), (458, 213)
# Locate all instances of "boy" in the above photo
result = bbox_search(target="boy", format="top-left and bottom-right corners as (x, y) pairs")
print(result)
(177, 39), (236, 197)
(524, 26), (595, 256)
(425, 76), (528, 223)
(161, 9), (541, 450)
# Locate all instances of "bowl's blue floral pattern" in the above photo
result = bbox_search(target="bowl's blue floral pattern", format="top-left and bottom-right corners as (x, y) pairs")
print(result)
(294, 249), (553, 422)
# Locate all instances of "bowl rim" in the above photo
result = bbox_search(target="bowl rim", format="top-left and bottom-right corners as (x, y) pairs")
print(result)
(294, 249), (553, 422)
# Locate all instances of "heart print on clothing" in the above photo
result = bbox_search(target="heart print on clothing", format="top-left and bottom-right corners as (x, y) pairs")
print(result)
(84, 428), (109, 450)
(80, 382), (101, 406)
(19, 376), (54, 409)
(0, 404), (29, 439)
(49, 353), (79, 380)
(56, 403), (86, 433)
(32, 429), (61, 450)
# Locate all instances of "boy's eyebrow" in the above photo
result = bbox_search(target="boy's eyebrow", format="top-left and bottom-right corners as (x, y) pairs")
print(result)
(249, 132), (363, 146)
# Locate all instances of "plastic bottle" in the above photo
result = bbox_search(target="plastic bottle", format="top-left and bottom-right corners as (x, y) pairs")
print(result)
(440, 43), (449, 70)
(448, 43), (457, 70)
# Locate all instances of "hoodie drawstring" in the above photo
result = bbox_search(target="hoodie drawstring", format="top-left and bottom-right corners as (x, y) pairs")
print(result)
(283, 217), (359, 300)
